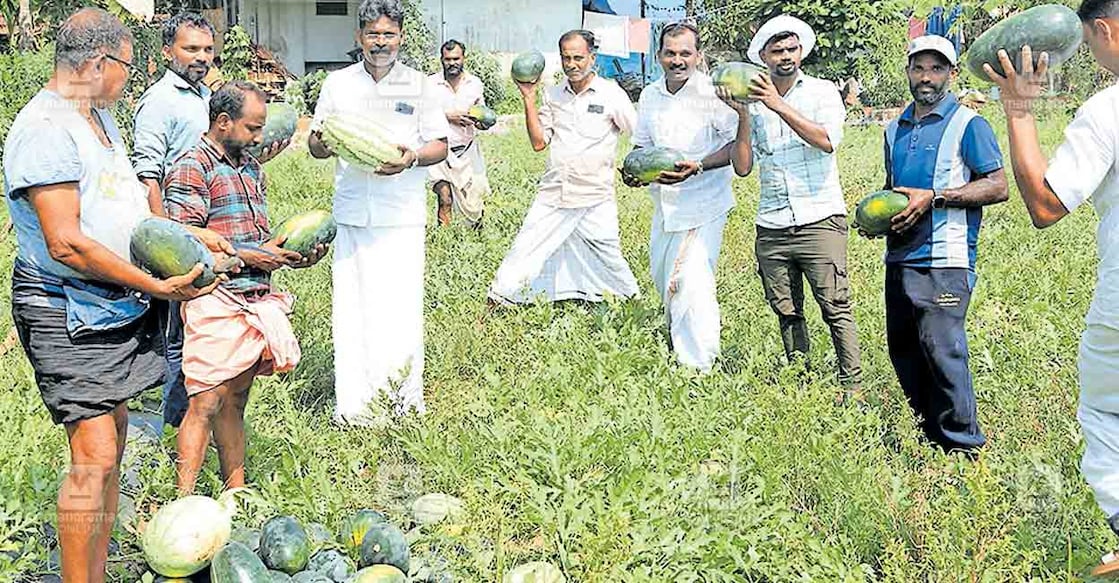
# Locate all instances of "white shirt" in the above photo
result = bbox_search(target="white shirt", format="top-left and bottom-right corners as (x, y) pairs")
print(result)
(312, 61), (450, 228)
(536, 74), (636, 209)
(1046, 84), (1119, 404)
(632, 72), (738, 233)
(748, 72), (847, 229)
(428, 71), (486, 149)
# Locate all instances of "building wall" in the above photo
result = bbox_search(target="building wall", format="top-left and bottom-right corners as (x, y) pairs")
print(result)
(242, 0), (360, 76)
(417, 0), (581, 54)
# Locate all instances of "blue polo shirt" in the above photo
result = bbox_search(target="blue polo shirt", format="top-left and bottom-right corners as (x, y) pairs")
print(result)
(883, 93), (1003, 270)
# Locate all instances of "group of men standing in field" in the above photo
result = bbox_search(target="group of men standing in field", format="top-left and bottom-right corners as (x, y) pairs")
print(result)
(8, 0), (1119, 577)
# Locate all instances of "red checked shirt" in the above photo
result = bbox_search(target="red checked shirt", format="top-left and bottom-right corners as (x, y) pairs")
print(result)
(164, 136), (272, 295)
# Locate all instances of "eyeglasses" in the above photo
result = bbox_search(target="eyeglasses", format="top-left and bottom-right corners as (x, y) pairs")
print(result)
(103, 53), (141, 80)
(363, 31), (400, 42)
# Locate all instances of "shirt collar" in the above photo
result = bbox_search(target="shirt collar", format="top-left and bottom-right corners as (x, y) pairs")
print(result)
(657, 70), (707, 97)
(359, 59), (407, 84)
(200, 135), (258, 172)
(563, 72), (602, 96)
(162, 69), (210, 98)
(434, 71), (478, 90)
(900, 92), (959, 125)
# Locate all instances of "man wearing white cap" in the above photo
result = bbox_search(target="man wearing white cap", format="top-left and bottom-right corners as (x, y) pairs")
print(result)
(729, 15), (863, 395)
(861, 35), (1007, 455)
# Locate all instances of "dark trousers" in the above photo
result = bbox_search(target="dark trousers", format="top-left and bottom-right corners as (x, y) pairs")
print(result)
(756, 215), (863, 386)
(885, 265), (985, 452)
(157, 300), (188, 427)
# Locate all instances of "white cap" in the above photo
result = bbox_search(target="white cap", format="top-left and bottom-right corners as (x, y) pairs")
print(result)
(747, 15), (816, 66)
(908, 35), (958, 66)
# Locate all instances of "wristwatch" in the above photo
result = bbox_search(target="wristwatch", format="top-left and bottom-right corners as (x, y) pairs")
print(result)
(695, 160), (704, 175)
(932, 189), (947, 209)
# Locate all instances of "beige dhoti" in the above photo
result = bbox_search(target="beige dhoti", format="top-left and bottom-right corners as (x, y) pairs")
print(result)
(428, 141), (489, 224)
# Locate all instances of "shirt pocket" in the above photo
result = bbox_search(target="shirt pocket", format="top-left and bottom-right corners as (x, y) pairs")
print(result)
(575, 102), (614, 142)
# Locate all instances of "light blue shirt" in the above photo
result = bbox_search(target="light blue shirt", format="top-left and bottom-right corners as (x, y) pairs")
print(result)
(749, 72), (847, 229)
(131, 70), (211, 181)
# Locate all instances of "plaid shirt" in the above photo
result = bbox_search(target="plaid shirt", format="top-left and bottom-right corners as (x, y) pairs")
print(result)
(164, 136), (271, 295)
(749, 72), (848, 229)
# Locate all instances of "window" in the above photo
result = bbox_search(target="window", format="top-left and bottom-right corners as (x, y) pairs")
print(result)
(315, 1), (347, 16)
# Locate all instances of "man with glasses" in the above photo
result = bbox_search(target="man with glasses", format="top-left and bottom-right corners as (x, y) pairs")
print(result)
(309, 0), (449, 425)
(624, 21), (747, 371)
(487, 29), (640, 307)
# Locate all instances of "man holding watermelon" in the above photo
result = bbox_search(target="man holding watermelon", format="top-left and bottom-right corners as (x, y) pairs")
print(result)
(164, 81), (327, 495)
(623, 21), (746, 371)
(308, 0), (450, 425)
(983, 0), (1119, 574)
(487, 29), (640, 306)
(875, 35), (1009, 455)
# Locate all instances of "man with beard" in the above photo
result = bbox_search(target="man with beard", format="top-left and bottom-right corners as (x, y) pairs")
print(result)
(164, 81), (326, 494)
(866, 35), (1008, 455)
(727, 16), (862, 394)
(487, 29), (640, 306)
(4, 9), (221, 578)
(309, 0), (448, 425)
(428, 39), (492, 228)
(982, 1), (1119, 574)
(623, 22), (746, 371)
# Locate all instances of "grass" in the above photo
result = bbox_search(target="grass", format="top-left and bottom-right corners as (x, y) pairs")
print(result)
(0, 103), (1111, 582)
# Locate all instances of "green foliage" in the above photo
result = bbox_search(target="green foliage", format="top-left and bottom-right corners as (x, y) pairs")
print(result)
(285, 69), (329, 117)
(221, 24), (253, 82)
(0, 48), (52, 148)
(465, 50), (507, 112)
(398, 0), (436, 74)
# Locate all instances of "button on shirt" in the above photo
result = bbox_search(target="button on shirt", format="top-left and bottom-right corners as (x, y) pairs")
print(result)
(536, 74), (636, 209)
(1045, 85), (1119, 406)
(632, 72), (738, 232)
(164, 136), (272, 295)
(132, 70), (212, 182)
(312, 61), (450, 227)
(749, 72), (846, 229)
(428, 71), (485, 149)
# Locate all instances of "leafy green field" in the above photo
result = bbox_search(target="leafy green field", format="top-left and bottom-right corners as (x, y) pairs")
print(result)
(0, 104), (1111, 582)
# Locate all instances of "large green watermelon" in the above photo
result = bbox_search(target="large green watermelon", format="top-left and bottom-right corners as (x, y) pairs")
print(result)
(350, 565), (406, 583)
(273, 210), (337, 257)
(210, 542), (271, 582)
(130, 217), (217, 288)
(965, 4), (1082, 79)
(358, 523), (409, 573)
(622, 147), (684, 184)
(711, 61), (767, 102)
(511, 50), (545, 83)
(467, 104), (498, 130)
(339, 510), (389, 556)
(248, 102), (299, 158)
(259, 516), (311, 574)
(853, 190), (910, 237)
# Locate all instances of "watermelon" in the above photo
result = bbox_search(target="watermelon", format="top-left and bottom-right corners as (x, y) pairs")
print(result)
(711, 61), (767, 102)
(853, 190), (910, 237)
(209, 542), (271, 582)
(339, 510), (388, 555)
(130, 217), (217, 288)
(259, 516), (311, 574)
(291, 572), (333, 583)
(273, 210), (337, 257)
(248, 102), (298, 158)
(412, 493), (464, 526)
(321, 113), (403, 171)
(467, 104), (497, 130)
(511, 50), (545, 83)
(503, 561), (565, 583)
(350, 565), (406, 583)
(307, 549), (355, 581)
(357, 523), (409, 573)
(230, 527), (261, 553)
(622, 147), (684, 184)
(965, 4), (1082, 79)
(141, 489), (242, 577)
(269, 571), (293, 582)
(305, 523), (334, 552)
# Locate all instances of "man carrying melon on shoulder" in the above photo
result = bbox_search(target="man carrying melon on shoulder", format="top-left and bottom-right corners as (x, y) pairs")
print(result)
(710, 15), (864, 391)
(860, 35), (1008, 456)
(982, 0), (1119, 575)
(163, 81), (328, 494)
(620, 21), (747, 372)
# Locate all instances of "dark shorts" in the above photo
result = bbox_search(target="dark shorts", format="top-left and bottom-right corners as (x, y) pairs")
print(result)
(12, 299), (166, 425)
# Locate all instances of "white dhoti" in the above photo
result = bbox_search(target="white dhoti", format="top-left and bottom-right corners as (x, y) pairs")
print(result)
(650, 211), (729, 371)
(428, 141), (489, 224)
(1078, 324), (1119, 523)
(488, 198), (639, 304)
(332, 223), (425, 424)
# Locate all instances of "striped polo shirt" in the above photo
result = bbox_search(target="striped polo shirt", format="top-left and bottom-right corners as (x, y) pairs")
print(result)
(883, 93), (1003, 270)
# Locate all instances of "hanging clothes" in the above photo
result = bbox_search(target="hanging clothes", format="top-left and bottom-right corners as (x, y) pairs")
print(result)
(908, 16), (927, 40)
(926, 6), (946, 37)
